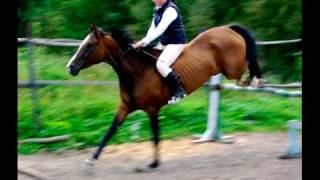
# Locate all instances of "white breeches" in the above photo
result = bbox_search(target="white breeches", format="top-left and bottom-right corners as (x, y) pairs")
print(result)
(155, 43), (185, 77)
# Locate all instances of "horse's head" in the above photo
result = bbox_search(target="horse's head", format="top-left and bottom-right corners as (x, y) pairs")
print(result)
(66, 24), (117, 76)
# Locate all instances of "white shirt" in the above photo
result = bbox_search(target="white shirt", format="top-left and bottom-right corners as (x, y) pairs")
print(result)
(141, 7), (178, 45)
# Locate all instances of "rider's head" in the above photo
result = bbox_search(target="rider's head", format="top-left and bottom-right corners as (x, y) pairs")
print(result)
(153, 0), (167, 7)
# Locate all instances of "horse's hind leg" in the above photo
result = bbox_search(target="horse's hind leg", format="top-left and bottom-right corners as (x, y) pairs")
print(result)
(134, 108), (160, 173)
(234, 72), (249, 87)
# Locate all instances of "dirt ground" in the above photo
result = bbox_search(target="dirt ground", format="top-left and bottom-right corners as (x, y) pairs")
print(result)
(18, 132), (301, 180)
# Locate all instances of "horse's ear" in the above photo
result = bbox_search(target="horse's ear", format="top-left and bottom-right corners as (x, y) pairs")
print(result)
(90, 24), (102, 40)
(90, 24), (97, 32)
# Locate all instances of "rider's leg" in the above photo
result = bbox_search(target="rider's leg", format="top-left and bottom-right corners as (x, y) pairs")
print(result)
(156, 44), (186, 104)
(153, 43), (165, 50)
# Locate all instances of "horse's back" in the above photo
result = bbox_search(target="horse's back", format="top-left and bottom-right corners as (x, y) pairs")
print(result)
(141, 25), (247, 95)
(173, 25), (247, 93)
(202, 26), (247, 79)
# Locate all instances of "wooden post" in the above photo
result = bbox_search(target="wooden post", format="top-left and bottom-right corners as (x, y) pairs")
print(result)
(26, 24), (41, 131)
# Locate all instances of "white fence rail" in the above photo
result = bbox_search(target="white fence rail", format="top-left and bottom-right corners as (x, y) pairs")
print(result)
(18, 38), (302, 47)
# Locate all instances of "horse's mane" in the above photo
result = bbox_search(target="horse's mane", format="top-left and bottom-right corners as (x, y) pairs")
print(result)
(99, 28), (161, 70)
(106, 28), (159, 55)
(109, 29), (134, 51)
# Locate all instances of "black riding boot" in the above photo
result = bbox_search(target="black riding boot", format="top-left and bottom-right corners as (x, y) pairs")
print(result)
(165, 70), (187, 104)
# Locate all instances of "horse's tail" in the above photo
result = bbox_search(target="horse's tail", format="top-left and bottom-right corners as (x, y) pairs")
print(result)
(229, 24), (262, 79)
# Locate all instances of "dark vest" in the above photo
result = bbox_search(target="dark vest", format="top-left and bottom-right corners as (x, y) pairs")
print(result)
(153, 0), (186, 45)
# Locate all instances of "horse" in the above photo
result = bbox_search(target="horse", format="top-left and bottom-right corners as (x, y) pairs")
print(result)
(66, 24), (263, 170)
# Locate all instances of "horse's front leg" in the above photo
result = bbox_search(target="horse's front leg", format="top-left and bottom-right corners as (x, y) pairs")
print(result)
(85, 104), (131, 164)
(148, 110), (160, 169)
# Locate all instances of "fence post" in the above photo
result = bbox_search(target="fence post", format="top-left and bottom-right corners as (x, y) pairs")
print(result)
(192, 74), (234, 143)
(279, 120), (301, 159)
(26, 24), (41, 131)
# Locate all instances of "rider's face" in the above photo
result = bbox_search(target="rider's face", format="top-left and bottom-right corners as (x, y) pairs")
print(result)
(153, 0), (167, 7)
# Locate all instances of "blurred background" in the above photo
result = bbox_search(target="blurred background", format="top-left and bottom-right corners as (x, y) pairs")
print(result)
(17, 0), (301, 154)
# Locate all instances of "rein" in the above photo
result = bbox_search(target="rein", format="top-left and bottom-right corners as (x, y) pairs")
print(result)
(121, 44), (158, 61)
(140, 49), (158, 61)
(101, 44), (158, 68)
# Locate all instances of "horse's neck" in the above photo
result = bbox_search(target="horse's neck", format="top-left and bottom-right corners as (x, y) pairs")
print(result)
(111, 51), (155, 83)
(110, 51), (160, 108)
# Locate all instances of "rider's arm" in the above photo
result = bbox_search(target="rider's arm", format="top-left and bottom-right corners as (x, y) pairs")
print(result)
(141, 7), (178, 45)
(145, 17), (156, 38)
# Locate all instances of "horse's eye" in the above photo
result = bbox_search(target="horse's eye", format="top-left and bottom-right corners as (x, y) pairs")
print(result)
(83, 44), (95, 59)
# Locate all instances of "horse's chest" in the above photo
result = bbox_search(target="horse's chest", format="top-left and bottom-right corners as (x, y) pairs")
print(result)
(131, 80), (169, 107)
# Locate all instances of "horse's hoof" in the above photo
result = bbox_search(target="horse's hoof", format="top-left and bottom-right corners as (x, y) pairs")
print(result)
(134, 167), (145, 173)
(84, 158), (96, 167)
(148, 160), (159, 169)
(250, 77), (267, 87)
(258, 78), (267, 86)
(250, 77), (259, 87)
(168, 95), (185, 104)
(133, 166), (156, 173)
(134, 161), (159, 173)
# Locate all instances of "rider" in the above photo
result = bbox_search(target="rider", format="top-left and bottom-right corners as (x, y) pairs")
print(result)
(132, 0), (187, 104)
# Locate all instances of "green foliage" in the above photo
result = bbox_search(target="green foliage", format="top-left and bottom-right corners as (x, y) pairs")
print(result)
(17, 0), (301, 81)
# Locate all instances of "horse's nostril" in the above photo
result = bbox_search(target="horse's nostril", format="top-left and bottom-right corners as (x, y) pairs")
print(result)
(68, 65), (76, 72)
(68, 64), (79, 76)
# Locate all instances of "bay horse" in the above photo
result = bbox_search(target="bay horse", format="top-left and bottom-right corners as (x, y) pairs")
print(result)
(66, 24), (263, 170)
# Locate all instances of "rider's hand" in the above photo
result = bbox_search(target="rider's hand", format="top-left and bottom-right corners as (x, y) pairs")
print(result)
(132, 41), (146, 49)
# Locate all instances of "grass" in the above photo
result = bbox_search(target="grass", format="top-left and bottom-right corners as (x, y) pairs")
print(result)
(18, 47), (302, 154)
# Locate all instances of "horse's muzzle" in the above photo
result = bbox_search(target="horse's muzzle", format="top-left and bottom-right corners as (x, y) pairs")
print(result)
(68, 65), (79, 76)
